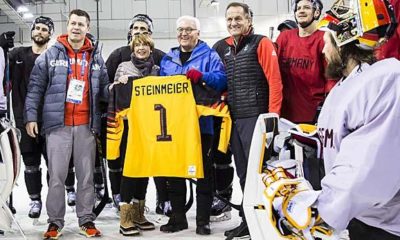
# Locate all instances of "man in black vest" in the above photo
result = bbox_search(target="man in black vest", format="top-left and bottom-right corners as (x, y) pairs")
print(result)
(222, 2), (283, 239)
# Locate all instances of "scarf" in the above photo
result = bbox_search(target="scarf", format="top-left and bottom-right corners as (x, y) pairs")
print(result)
(130, 54), (155, 76)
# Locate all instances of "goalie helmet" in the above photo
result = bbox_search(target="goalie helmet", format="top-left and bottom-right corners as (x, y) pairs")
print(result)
(317, 0), (397, 49)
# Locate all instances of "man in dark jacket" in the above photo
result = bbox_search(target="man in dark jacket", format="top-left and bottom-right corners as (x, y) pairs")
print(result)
(9, 16), (78, 220)
(222, 2), (283, 240)
(106, 14), (165, 82)
(105, 13), (167, 213)
(24, 9), (109, 239)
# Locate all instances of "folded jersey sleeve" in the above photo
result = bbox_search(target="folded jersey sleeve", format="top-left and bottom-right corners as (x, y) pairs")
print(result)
(197, 104), (231, 153)
(106, 85), (130, 160)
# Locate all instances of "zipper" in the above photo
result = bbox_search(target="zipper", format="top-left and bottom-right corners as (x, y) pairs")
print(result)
(232, 45), (237, 112)
(88, 48), (95, 131)
(72, 52), (78, 126)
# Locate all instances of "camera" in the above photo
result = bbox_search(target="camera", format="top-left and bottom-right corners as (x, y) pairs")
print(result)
(0, 31), (15, 50)
(4, 31), (15, 39)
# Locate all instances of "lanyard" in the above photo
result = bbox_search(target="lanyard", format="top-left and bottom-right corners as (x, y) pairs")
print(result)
(68, 51), (87, 80)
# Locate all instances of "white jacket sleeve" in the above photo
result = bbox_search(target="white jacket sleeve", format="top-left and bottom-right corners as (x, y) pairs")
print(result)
(316, 60), (400, 231)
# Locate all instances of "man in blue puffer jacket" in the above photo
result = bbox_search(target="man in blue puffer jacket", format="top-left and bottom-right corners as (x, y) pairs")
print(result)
(24, 9), (110, 239)
(159, 15), (227, 236)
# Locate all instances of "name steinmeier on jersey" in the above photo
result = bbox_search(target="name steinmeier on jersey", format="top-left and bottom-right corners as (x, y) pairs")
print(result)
(134, 81), (189, 96)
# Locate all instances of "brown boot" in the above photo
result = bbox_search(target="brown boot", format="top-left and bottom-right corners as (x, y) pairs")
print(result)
(120, 203), (140, 236)
(132, 200), (155, 230)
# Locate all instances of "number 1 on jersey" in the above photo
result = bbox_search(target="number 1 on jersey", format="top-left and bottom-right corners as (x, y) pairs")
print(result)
(154, 104), (172, 141)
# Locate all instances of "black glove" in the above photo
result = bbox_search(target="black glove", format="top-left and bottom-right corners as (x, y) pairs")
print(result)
(0, 109), (6, 119)
(0, 31), (15, 50)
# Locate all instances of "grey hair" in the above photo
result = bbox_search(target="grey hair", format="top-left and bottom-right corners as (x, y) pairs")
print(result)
(176, 15), (201, 31)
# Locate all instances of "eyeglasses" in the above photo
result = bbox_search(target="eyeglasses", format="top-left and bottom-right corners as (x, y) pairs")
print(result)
(176, 27), (197, 34)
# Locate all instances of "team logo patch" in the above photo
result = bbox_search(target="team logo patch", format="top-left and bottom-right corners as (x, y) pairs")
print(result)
(188, 165), (196, 176)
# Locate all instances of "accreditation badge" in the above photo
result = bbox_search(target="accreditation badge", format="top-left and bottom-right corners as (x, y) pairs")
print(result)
(66, 79), (85, 104)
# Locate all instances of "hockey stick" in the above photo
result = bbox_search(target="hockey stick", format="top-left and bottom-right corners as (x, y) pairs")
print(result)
(3, 45), (17, 215)
(186, 179), (242, 211)
(93, 136), (110, 217)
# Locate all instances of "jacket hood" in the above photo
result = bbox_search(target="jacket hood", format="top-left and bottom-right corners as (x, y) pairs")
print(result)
(57, 34), (93, 53)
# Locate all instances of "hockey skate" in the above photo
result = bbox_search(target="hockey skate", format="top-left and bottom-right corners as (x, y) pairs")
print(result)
(95, 188), (112, 204)
(67, 191), (76, 212)
(112, 194), (121, 212)
(28, 200), (42, 225)
(95, 188), (104, 202)
(210, 196), (231, 222)
(224, 221), (250, 240)
(155, 200), (172, 217)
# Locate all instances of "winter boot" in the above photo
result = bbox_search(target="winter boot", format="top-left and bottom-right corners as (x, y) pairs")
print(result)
(196, 223), (211, 235)
(160, 213), (188, 233)
(119, 203), (140, 236)
(132, 200), (155, 230)
(28, 200), (42, 219)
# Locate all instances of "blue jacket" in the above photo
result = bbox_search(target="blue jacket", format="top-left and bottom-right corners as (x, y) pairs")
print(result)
(24, 40), (109, 135)
(160, 41), (227, 134)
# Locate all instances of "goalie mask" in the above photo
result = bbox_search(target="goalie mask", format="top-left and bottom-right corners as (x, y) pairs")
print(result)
(317, 0), (397, 49)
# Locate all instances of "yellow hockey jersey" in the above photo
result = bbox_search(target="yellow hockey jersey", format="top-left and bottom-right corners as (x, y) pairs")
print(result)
(107, 75), (231, 178)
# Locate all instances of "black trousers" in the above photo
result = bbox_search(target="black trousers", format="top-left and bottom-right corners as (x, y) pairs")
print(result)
(348, 219), (400, 240)
(230, 117), (258, 192)
(120, 176), (149, 202)
(167, 134), (214, 226)
(212, 117), (234, 196)
(230, 117), (258, 221)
